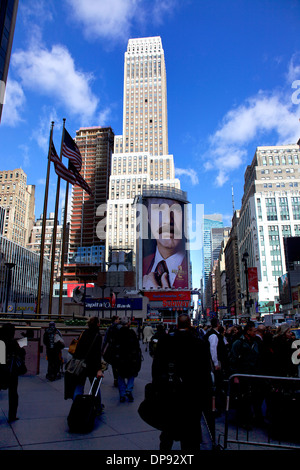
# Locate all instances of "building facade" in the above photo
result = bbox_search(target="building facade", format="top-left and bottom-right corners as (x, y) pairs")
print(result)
(203, 214), (223, 309)
(106, 37), (181, 268)
(0, 168), (35, 247)
(0, 234), (50, 313)
(237, 144), (300, 316)
(27, 212), (63, 282)
(66, 126), (114, 280)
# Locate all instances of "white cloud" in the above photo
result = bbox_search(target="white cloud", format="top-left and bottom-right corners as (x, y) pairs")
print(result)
(65, 0), (178, 42)
(1, 79), (26, 126)
(31, 106), (61, 151)
(175, 167), (199, 185)
(12, 44), (99, 122)
(205, 77), (300, 187)
(65, 0), (140, 42)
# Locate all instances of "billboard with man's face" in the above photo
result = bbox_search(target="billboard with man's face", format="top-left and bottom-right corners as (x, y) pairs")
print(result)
(141, 196), (189, 290)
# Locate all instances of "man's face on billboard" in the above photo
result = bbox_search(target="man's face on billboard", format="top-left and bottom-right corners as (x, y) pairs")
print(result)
(147, 198), (184, 252)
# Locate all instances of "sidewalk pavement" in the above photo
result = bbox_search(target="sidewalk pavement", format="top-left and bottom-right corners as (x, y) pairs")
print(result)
(0, 341), (215, 451)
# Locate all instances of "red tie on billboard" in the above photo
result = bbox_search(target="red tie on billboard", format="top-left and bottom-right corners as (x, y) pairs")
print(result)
(248, 267), (258, 293)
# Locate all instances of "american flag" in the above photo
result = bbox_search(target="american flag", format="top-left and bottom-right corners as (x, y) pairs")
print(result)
(62, 129), (82, 172)
(68, 160), (93, 196)
(75, 171), (93, 196)
(50, 143), (76, 184)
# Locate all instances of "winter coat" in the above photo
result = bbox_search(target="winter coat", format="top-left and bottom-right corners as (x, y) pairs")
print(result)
(73, 326), (102, 377)
(112, 326), (142, 378)
(229, 335), (260, 376)
(271, 335), (298, 377)
(143, 325), (155, 343)
(152, 329), (212, 410)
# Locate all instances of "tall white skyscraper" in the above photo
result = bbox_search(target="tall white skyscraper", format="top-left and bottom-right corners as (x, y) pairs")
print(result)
(106, 37), (180, 263)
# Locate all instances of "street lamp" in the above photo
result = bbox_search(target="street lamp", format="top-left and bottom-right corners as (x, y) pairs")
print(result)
(242, 251), (250, 318)
(4, 262), (15, 313)
(99, 284), (107, 319)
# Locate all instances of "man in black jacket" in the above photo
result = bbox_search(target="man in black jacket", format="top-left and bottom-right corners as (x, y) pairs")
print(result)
(152, 314), (212, 451)
(43, 322), (64, 381)
(229, 321), (261, 428)
(112, 317), (141, 403)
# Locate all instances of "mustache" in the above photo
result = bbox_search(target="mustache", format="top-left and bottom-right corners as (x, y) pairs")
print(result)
(156, 224), (182, 237)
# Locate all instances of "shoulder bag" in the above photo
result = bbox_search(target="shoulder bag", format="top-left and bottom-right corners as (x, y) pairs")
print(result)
(65, 333), (98, 378)
(138, 360), (182, 434)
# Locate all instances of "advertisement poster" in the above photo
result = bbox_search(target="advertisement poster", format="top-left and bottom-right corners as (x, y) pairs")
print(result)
(141, 196), (189, 290)
(248, 267), (258, 293)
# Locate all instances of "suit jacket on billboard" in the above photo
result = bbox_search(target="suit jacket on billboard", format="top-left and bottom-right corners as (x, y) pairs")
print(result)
(143, 251), (188, 289)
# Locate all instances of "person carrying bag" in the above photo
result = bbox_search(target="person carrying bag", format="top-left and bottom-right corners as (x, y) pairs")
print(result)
(64, 317), (104, 409)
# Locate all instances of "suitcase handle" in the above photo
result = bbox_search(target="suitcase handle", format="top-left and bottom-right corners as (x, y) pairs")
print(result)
(89, 377), (103, 397)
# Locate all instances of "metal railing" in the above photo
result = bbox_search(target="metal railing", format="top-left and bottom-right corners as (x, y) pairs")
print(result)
(220, 374), (300, 450)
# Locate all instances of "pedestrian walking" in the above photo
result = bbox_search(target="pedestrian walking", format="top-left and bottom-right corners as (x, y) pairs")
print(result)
(151, 314), (212, 451)
(71, 317), (104, 414)
(0, 323), (26, 423)
(43, 322), (64, 381)
(112, 317), (142, 403)
(205, 318), (229, 414)
(142, 324), (155, 351)
(149, 323), (166, 357)
(229, 321), (262, 429)
(102, 315), (121, 387)
(271, 323), (298, 377)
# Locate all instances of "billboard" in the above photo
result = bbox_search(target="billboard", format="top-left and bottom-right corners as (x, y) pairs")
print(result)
(278, 273), (292, 305)
(67, 283), (94, 298)
(248, 267), (258, 293)
(141, 195), (189, 290)
(85, 297), (143, 310)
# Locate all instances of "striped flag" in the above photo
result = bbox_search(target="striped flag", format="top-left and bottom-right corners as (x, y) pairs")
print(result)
(75, 171), (93, 196)
(50, 142), (76, 184)
(68, 160), (93, 196)
(62, 128), (82, 172)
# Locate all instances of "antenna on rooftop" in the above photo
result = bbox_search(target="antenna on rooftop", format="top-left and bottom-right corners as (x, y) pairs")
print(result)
(231, 185), (235, 215)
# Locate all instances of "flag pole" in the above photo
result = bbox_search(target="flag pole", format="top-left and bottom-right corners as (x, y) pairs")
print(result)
(36, 121), (55, 317)
(48, 118), (66, 318)
(58, 179), (69, 318)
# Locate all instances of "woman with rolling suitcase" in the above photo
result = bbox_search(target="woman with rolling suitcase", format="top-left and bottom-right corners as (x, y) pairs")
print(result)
(67, 317), (104, 415)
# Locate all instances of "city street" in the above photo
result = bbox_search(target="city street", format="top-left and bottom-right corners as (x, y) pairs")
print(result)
(1, 338), (299, 453)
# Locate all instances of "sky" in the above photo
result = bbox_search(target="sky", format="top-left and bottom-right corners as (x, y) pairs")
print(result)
(0, 0), (300, 288)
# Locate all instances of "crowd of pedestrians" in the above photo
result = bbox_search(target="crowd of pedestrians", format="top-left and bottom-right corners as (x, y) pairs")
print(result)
(198, 318), (299, 430)
(1, 315), (299, 450)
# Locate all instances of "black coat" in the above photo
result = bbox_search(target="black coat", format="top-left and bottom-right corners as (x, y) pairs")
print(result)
(112, 326), (141, 378)
(73, 327), (102, 377)
(152, 329), (212, 411)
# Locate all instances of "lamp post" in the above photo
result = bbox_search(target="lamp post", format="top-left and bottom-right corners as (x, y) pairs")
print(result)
(4, 262), (15, 313)
(242, 251), (250, 318)
(99, 284), (106, 319)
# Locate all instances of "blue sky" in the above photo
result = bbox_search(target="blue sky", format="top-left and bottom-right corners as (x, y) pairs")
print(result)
(0, 0), (300, 288)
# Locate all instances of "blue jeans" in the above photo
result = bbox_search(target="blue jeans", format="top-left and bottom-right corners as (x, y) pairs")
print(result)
(118, 376), (134, 397)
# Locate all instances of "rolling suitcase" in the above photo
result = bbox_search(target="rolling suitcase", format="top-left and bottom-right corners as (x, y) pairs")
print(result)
(67, 377), (103, 433)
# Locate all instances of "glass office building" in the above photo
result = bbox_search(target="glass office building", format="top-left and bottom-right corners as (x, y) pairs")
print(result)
(0, 235), (50, 312)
